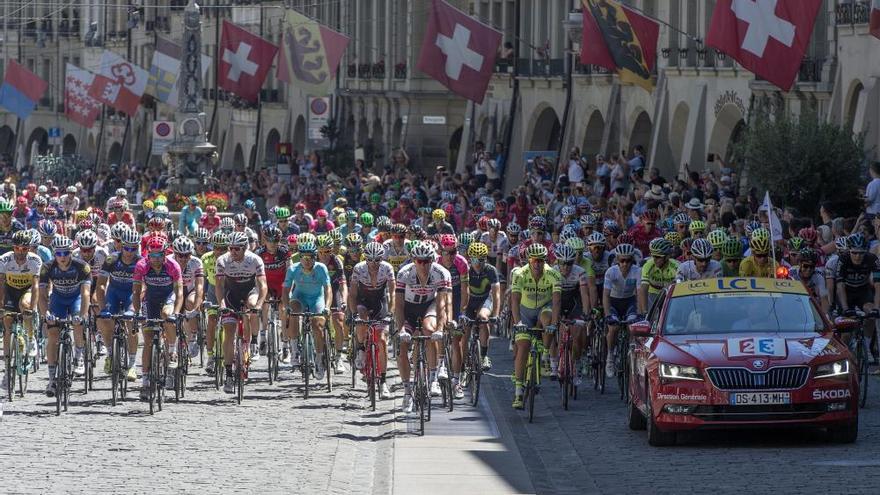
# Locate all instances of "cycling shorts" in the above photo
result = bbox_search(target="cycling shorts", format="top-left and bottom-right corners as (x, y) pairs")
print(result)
(356, 296), (389, 320)
(267, 280), (284, 301)
(4, 286), (30, 311)
(518, 305), (552, 334)
(289, 291), (325, 315)
(561, 301), (583, 320)
(143, 291), (175, 320)
(609, 296), (637, 321)
(845, 287), (874, 310)
(465, 296), (493, 319)
(50, 293), (81, 319)
(205, 282), (217, 304)
(225, 286), (259, 313)
(403, 299), (438, 330)
(104, 288), (133, 315)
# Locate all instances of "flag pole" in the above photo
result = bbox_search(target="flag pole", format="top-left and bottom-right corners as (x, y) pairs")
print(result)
(208, 15), (222, 143)
(250, 8), (265, 172)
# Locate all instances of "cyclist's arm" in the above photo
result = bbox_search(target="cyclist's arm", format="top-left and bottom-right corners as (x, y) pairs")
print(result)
(215, 276), (226, 310)
(836, 279), (848, 312)
(491, 282), (501, 319)
(173, 280), (184, 314)
(587, 275), (597, 310)
(30, 276), (39, 309)
(256, 274), (267, 308)
(551, 289), (561, 328)
(510, 278), (522, 325)
(602, 287), (612, 317)
(393, 286), (405, 330)
(347, 277), (359, 312)
(637, 282), (648, 315)
(79, 282), (91, 320)
(0, 280), (6, 311)
(387, 274), (396, 316)
(338, 276), (348, 310)
(95, 274), (109, 307)
(323, 281), (332, 313)
(460, 278), (469, 317)
(194, 272), (204, 305)
(579, 281), (591, 316)
(826, 273), (836, 309)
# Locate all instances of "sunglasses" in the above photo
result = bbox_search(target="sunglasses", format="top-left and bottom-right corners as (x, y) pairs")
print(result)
(196, 241), (210, 246)
(366, 258), (381, 263)
(528, 257), (545, 263)
(469, 257), (484, 264)
(148, 252), (165, 259)
(229, 246), (245, 252)
(562, 261), (575, 266)
(725, 259), (740, 264)
(755, 254), (768, 259)
(54, 250), (71, 257)
(80, 247), (94, 252)
(617, 258), (633, 264)
(695, 257), (710, 263)
(13, 245), (28, 251)
(442, 250), (456, 255)
(415, 259), (432, 265)
(175, 252), (191, 258)
(122, 246), (138, 252)
(800, 264), (815, 270)
(300, 254), (315, 260)
(652, 255), (667, 260)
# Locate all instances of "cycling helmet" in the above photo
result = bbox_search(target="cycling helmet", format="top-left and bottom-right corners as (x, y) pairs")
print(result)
(15, 196), (26, 206)
(206, 205), (218, 215)
(468, 242), (489, 259)
(439, 234), (458, 251)
(0, 198), (12, 213)
(76, 230), (98, 249)
(535, 204), (548, 217)
(298, 233), (316, 245)
(376, 217), (391, 230)
(121, 229), (141, 246)
(617, 232), (635, 245)
(27, 229), (40, 247)
(410, 241), (435, 260)
(78, 219), (94, 232)
(418, 207), (431, 216)
(228, 231), (249, 247)
(690, 238), (714, 258)
(749, 229), (771, 255)
(219, 217), (235, 231)
(457, 232), (475, 248)
(614, 243), (635, 258)
(148, 216), (165, 229)
(360, 212), (374, 226)
(96, 223), (111, 242)
(328, 229), (343, 245)
(689, 220), (707, 234)
(154, 205), (169, 217)
(721, 238), (743, 260)
(52, 236), (74, 250)
(798, 227), (818, 245)
(566, 237), (585, 252)
(233, 213), (247, 225)
(664, 231), (682, 246)
(673, 213), (690, 225)
(38, 219), (57, 237)
(681, 237), (693, 252)
(263, 226), (282, 243)
(751, 227), (770, 242)
(519, 230), (530, 242)
(146, 237), (166, 253)
(706, 229), (728, 250)
(560, 206), (575, 218)
(560, 228), (578, 242)
(390, 224), (407, 236)
(172, 236), (194, 255)
(212, 231), (229, 247)
(432, 209), (446, 221)
(528, 215), (547, 231)
(587, 232), (607, 247)
(12, 230), (30, 246)
(745, 220), (762, 236)
(799, 247), (819, 265)
(788, 236), (805, 254)
(848, 232), (868, 253)
(554, 244), (577, 263)
(316, 234), (334, 249)
(403, 240), (418, 256)
(286, 234), (298, 247)
(363, 242), (385, 260)
(166, 227), (181, 245)
(486, 218), (501, 231)
(342, 209), (356, 221)
(835, 236), (849, 253)
(193, 228), (210, 243)
(110, 222), (128, 241)
(273, 206), (290, 220)
(345, 233), (363, 248)
(603, 220), (621, 236)
(525, 243), (548, 260)
(506, 223), (522, 236)
(649, 238), (673, 257)
(316, 209), (328, 219)
(408, 224), (427, 240)
(244, 199), (255, 210)
(33, 195), (48, 207)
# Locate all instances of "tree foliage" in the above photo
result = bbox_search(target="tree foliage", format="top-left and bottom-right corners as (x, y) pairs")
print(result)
(733, 108), (867, 217)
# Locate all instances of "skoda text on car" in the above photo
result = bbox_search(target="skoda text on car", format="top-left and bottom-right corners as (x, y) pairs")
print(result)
(627, 277), (858, 446)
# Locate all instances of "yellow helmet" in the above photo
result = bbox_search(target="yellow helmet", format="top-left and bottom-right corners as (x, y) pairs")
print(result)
(432, 209), (446, 221)
(467, 242), (489, 258)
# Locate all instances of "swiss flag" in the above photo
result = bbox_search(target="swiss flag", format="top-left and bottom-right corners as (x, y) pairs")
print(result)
(416, 0), (502, 104)
(219, 21), (278, 103)
(707, 0), (822, 91)
(871, 0), (880, 40)
(88, 50), (149, 117)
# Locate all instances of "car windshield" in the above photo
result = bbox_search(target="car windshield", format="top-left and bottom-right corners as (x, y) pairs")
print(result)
(663, 292), (824, 335)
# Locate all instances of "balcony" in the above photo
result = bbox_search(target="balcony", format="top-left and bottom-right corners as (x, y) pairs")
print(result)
(394, 63), (407, 79)
(574, 62), (612, 76)
(516, 58), (565, 77)
(357, 63), (372, 79)
(836, 1), (870, 25)
(797, 58), (824, 83)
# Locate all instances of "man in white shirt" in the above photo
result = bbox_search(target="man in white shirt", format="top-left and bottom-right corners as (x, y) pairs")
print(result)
(567, 149), (585, 188)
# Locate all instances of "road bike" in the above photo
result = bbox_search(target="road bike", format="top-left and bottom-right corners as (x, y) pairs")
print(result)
(516, 324), (545, 423)
(141, 317), (170, 415)
(174, 315), (190, 402)
(81, 304), (100, 394)
(353, 316), (391, 411)
(52, 317), (80, 416)
(459, 315), (497, 408)
(4, 310), (33, 400)
(265, 298), (282, 384)
(195, 307), (207, 368)
(410, 333), (434, 435)
(204, 302), (224, 390)
(589, 315), (608, 394)
(288, 308), (326, 399)
(222, 308), (260, 405)
(97, 312), (136, 406)
(558, 318), (583, 410)
(839, 309), (878, 408)
(612, 314), (639, 402)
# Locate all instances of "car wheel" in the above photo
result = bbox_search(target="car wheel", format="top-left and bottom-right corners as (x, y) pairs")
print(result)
(827, 419), (858, 444)
(628, 394), (647, 431)
(646, 382), (676, 446)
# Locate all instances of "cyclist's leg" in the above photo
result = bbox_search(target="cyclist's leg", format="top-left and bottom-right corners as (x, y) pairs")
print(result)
(288, 299), (303, 361)
(244, 289), (260, 349)
(332, 305), (345, 353)
(184, 290), (199, 344)
(354, 305), (370, 371)
(161, 292), (176, 357)
(205, 282), (218, 358)
(20, 288), (33, 339)
(397, 304), (421, 384)
(476, 302), (493, 362)
(222, 295), (243, 369)
(540, 306), (556, 375)
(97, 292), (119, 353)
(2, 288), (17, 358)
(514, 307), (539, 399)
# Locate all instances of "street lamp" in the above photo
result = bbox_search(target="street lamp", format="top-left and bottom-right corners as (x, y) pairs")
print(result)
(562, 10), (583, 53)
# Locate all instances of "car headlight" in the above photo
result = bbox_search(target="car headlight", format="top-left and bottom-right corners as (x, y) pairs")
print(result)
(814, 360), (850, 379)
(659, 363), (703, 381)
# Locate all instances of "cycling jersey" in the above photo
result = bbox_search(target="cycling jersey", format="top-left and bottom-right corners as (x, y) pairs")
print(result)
(200, 214), (221, 232)
(310, 219), (335, 234)
(603, 264), (640, 299)
(322, 254), (347, 309)
(676, 260), (722, 281)
(0, 251), (42, 290)
(39, 258), (91, 297)
(480, 232), (509, 267)
(587, 250), (613, 288)
(216, 251), (265, 293)
(395, 262), (452, 305)
(202, 251), (218, 286)
(836, 253), (880, 289)
(468, 264), (500, 300)
(0, 220), (25, 255)
(178, 205), (203, 234)
(557, 264), (588, 315)
(284, 262), (331, 313)
(382, 240), (409, 272)
(343, 252), (363, 280)
(640, 258), (680, 294)
(255, 246), (290, 297)
(738, 256), (774, 278)
(169, 254), (204, 293)
(291, 213), (313, 233)
(133, 258), (182, 294)
(351, 260), (395, 317)
(99, 253), (141, 313)
(511, 263), (562, 309)
(791, 267), (828, 301)
(35, 245), (52, 264)
(73, 246), (109, 276)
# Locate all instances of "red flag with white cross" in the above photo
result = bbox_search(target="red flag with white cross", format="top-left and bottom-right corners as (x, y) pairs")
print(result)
(218, 20), (278, 103)
(707, 0), (822, 91)
(416, 0), (502, 104)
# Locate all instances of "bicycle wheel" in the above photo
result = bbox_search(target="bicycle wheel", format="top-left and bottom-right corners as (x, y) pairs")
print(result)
(213, 326), (223, 390)
(302, 332), (312, 399)
(561, 343), (570, 411)
(349, 326), (357, 389)
(858, 337), (869, 408)
(324, 324), (333, 392)
(197, 315), (206, 368)
(176, 338), (185, 402)
(367, 340), (377, 411)
(417, 374), (427, 435)
(82, 326), (91, 394)
(235, 337), (243, 405)
(6, 344), (15, 401)
(63, 341), (72, 412)
(470, 340), (482, 408)
(424, 359), (432, 423)
(267, 321), (277, 385)
(111, 342), (120, 407)
(56, 342), (67, 415)
(525, 355), (536, 423)
(445, 337), (454, 412)
(149, 340), (159, 415)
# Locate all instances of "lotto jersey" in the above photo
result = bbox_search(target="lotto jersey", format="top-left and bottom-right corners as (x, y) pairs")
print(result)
(0, 251), (42, 290)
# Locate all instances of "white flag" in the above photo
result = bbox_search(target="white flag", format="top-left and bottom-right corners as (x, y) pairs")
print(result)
(760, 192), (784, 242)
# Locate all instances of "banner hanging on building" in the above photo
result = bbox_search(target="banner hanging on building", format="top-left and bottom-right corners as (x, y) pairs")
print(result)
(277, 9), (350, 96)
(88, 50), (149, 117)
(0, 60), (48, 120)
(64, 63), (102, 128)
(218, 20), (278, 103)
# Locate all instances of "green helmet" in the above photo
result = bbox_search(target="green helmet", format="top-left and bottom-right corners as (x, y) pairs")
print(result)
(274, 206), (290, 220)
(689, 220), (706, 234)
(457, 232), (475, 247)
(565, 237), (585, 252)
(370, 192), (382, 203)
(298, 233), (316, 245)
(750, 228), (771, 255)
(345, 209), (358, 220)
(721, 238), (743, 260)
(788, 236), (805, 254)
(360, 212), (374, 226)
(316, 234), (334, 249)
(345, 233), (363, 248)
(707, 229), (729, 250)
(649, 237), (673, 257)
(0, 198), (11, 213)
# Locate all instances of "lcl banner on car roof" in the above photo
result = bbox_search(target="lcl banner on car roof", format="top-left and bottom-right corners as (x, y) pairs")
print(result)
(671, 277), (808, 298)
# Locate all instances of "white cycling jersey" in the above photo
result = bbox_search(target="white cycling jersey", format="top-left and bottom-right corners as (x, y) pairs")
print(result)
(170, 254), (205, 292)
(395, 262), (451, 305)
(0, 251), (42, 290)
(73, 246), (109, 276)
(675, 260), (722, 282)
(216, 251), (265, 290)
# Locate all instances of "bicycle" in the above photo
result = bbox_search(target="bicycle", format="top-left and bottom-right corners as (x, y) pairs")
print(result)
(323, 309), (337, 393)
(839, 309), (878, 408)
(204, 302), (224, 390)
(265, 299), (282, 385)
(34, 311), (46, 370)
(459, 315), (497, 408)
(589, 315), (608, 394)
(141, 317), (170, 415)
(52, 317), (80, 416)
(97, 312), (136, 406)
(288, 308), (326, 399)
(4, 310), (33, 400)
(438, 324), (455, 413)
(515, 324), (545, 423)
(195, 307), (207, 368)
(174, 314), (190, 402)
(353, 316), (391, 411)
(347, 314), (357, 389)
(612, 314), (639, 402)
(558, 318), (584, 410)
(81, 304), (100, 394)
(222, 308), (260, 405)
(409, 332), (434, 435)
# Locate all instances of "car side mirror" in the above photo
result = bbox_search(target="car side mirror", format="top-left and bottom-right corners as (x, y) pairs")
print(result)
(629, 320), (652, 337)
(834, 317), (861, 333)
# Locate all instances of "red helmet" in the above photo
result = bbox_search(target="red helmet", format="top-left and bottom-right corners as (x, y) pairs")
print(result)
(148, 216), (165, 228)
(16, 196), (27, 205)
(798, 227), (818, 244)
(90, 207), (105, 220)
(206, 205), (217, 214)
(477, 216), (490, 231)
(316, 209), (328, 218)
(294, 202), (306, 211)
(640, 209), (659, 223)
(26, 183), (36, 191)
(287, 234), (298, 246)
(77, 219), (94, 231)
(443, 203), (455, 216)
(146, 237), (166, 252)
(439, 234), (457, 250)
(618, 232), (635, 245)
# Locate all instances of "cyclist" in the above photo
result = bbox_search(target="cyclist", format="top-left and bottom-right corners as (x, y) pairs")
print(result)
(394, 241), (451, 412)
(552, 243), (590, 384)
(510, 243), (561, 409)
(689, 220), (707, 239)
(342, 233), (364, 280)
(199, 204), (221, 233)
(310, 209), (335, 234)
(707, 229), (729, 262)
(721, 237), (743, 277)
(586, 232), (613, 296)
(291, 203), (313, 233)
(739, 228), (774, 277)
(170, 237), (205, 358)
(283, 240), (331, 379)
(95, 228), (141, 382)
(791, 247), (829, 314)
(73, 229), (108, 291)
(316, 234), (347, 374)
(242, 199), (263, 234)
(602, 243), (640, 379)
(427, 209), (455, 235)
(0, 230), (42, 386)
(837, 233), (880, 360)
(437, 234), (469, 385)
(38, 236), (92, 396)
(201, 231), (228, 374)
(383, 224), (409, 273)
(676, 238), (722, 282)
(358, 213), (376, 242)
(0, 198), (25, 256)
(255, 226), (290, 360)
(216, 231), (267, 393)
(460, 241), (501, 380)
(132, 237), (184, 400)
(193, 228), (211, 257)
(481, 218), (509, 275)
(274, 207), (300, 237)
(638, 238), (678, 314)
(348, 241), (395, 400)
(338, 209), (361, 237)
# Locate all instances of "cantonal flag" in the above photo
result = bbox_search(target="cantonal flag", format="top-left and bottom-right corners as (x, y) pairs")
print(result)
(64, 64), (102, 128)
(88, 50), (149, 117)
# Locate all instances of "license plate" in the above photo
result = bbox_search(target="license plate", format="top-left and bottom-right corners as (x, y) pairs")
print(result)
(729, 392), (791, 405)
